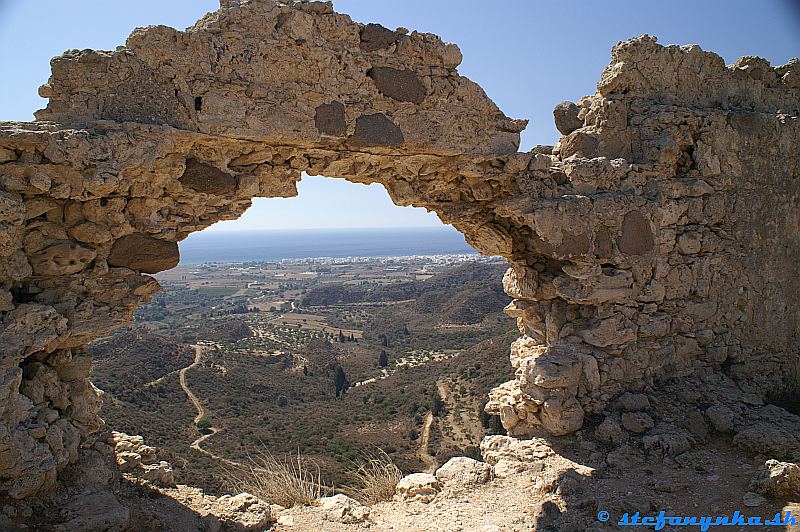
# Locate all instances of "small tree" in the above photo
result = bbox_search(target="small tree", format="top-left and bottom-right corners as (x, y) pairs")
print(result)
(334, 365), (349, 397)
(431, 393), (444, 416)
(378, 350), (389, 368)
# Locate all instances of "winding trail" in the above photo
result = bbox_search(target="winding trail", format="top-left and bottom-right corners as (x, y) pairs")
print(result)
(180, 345), (207, 425)
(179, 345), (242, 468)
(142, 368), (181, 389)
(416, 412), (436, 474)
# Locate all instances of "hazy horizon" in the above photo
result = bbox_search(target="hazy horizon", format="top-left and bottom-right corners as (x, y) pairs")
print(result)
(178, 226), (478, 264)
(191, 224), (462, 233)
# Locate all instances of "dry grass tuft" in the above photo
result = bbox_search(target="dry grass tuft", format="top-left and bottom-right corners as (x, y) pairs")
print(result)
(344, 449), (403, 504)
(225, 449), (330, 508)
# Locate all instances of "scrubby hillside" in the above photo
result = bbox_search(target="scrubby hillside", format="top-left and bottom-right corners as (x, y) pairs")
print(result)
(89, 262), (516, 493)
(301, 263), (506, 308)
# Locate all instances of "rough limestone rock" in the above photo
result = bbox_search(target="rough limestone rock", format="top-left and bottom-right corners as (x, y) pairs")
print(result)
(208, 493), (274, 530)
(481, 435), (553, 467)
(552, 101), (583, 135)
(140, 461), (175, 486)
(107, 234), (180, 274)
(621, 411), (655, 433)
(107, 432), (175, 486)
(179, 159), (238, 195)
(750, 460), (800, 498)
(395, 473), (441, 502)
(0, 0), (798, 500)
(55, 490), (130, 532)
(595, 417), (627, 445)
(318, 494), (370, 524)
(615, 392), (651, 412)
(491, 459), (529, 479)
(435, 456), (492, 487)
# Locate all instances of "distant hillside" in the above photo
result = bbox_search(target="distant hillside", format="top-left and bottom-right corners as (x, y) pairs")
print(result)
(301, 262), (507, 310)
(91, 332), (194, 392)
(206, 320), (251, 342)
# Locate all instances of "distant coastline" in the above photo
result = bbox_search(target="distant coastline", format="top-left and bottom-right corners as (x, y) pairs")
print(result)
(178, 227), (478, 264)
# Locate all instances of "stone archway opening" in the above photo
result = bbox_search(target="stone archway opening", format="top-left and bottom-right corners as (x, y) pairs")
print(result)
(87, 168), (511, 491)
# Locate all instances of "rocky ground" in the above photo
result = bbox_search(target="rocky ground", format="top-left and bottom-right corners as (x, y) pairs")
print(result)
(7, 378), (800, 531)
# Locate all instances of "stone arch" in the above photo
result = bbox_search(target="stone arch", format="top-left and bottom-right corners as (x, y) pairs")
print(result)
(1, 0), (799, 499)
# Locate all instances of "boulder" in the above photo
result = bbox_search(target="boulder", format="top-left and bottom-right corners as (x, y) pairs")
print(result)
(705, 404), (738, 433)
(621, 412), (655, 434)
(520, 346), (583, 390)
(55, 491), (129, 532)
(141, 461), (175, 486)
(435, 457), (492, 487)
(595, 417), (627, 444)
(0, 147), (17, 163)
(108, 234), (179, 274)
(1, 303), (67, 361)
(208, 493), (274, 530)
(553, 101), (582, 135)
(318, 494), (369, 523)
(395, 473), (441, 502)
(616, 393), (651, 412)
(750, 460), (800, 498)
(179, 159), (237, 195)
(67, 222), (113, 244)
(733, 423), (800, 457)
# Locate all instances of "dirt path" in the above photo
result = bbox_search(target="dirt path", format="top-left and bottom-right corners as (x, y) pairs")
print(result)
(179, 345), (207, 425)
(142, 368), (181, 389)
(416, 412), (437, 474)
(179, 345), (242, 468)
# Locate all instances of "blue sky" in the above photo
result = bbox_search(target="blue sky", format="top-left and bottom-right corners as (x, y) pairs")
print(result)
(1, 1), (798, 231)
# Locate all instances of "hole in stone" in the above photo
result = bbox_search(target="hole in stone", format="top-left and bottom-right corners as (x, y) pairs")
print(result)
(10, 286), (38, 305)
(769, 394), (800, 415)
(100, 197), (108, 206)
(767, 365), (800, 415)
(194, 97), (203, 112)
(88, 173), (513, 493)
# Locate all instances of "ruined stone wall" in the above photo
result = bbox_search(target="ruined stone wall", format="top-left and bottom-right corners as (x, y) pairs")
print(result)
(0, 0), (797, 499)
(487, 38), (800, 436)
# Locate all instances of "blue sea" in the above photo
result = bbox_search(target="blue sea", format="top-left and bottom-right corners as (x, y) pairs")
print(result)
(178, 227), (477, 264)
